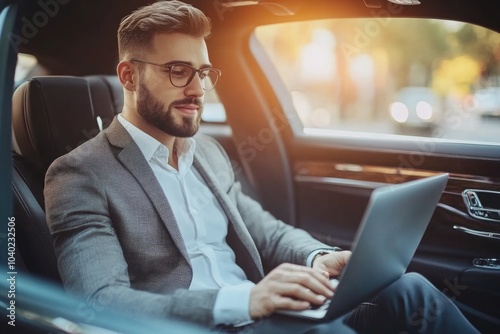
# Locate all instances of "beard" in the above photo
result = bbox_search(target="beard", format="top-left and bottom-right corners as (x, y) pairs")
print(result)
(136, 82), (203, 138)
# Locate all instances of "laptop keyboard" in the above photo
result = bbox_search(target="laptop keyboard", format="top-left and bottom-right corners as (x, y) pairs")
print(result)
(309, 278), (338, 310)
(310, 298), (331, 311)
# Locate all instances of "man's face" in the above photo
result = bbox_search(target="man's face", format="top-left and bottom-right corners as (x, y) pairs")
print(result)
(136, 33), (209, 138)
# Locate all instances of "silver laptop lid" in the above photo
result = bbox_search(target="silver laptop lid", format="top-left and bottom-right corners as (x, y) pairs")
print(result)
(325, 173), (449, 320)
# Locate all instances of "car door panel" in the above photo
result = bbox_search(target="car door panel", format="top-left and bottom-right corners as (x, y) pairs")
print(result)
(288, 137), (500, 331)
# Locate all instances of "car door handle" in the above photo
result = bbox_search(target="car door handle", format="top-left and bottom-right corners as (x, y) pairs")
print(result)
(453, 225), (500, 240)
(462, 190), (500, 223)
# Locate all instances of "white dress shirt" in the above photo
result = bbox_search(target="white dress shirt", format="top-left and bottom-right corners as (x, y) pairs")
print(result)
(118, 114), (254, 326)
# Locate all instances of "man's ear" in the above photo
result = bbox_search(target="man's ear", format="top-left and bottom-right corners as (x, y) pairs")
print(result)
(117, 60), (137, 92)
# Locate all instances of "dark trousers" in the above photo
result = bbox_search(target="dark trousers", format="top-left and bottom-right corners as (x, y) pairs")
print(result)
(219, 272), (479, 334)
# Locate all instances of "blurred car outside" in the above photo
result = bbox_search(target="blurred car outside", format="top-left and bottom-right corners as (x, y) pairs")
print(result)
(470, 87), (500, 117)
(389, 86), (443, 130)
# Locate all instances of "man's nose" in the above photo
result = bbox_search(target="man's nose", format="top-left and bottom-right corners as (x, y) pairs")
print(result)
(184, 75), (204, 97)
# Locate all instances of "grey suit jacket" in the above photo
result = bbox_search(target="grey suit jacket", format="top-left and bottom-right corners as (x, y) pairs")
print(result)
(44, 117), (332, 326)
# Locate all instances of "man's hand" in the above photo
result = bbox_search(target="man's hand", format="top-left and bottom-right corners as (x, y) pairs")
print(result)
(249, 263), (334, 319)
(312, 250), (352, 278)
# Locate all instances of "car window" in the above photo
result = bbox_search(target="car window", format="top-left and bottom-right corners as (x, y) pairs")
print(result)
(254, 18), (500, 144)
(202, 87), (227, 123)
(14, 53), (37, 84)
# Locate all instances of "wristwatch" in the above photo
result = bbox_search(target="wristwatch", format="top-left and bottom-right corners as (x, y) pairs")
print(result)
(312, 247), (342, 265)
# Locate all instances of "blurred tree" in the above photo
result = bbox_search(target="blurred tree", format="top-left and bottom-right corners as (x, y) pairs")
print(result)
(432, 56), (481, 97)
(455, 24), (500, 84)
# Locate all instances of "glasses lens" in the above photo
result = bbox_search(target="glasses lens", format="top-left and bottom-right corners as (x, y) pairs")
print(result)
(202, 69), (220, 90)
(169, 64), (193, 87)
(169, 65), (220, 90)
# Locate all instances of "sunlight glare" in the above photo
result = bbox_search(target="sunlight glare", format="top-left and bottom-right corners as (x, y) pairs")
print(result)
(299, 29), (336, 82)
(349, 54), (375, 82)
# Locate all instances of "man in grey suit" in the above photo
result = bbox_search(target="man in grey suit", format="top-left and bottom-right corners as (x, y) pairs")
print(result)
(44, 1), (478, 333)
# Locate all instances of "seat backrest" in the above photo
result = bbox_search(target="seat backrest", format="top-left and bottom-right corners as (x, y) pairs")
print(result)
(11, 75), (123, 282)
(12, 76), (121, 174)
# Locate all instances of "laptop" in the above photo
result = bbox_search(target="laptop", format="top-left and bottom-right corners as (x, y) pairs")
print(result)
(278, 173), (449, 321)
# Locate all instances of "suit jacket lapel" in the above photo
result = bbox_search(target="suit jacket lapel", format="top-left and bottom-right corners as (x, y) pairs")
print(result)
(193, 152), (265, 281)
(105, 118), (190, 265)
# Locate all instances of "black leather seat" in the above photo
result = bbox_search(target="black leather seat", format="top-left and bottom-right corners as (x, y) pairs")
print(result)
(11, 75), (123, 282)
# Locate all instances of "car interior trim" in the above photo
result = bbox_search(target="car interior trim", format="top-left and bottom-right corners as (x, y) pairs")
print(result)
(296, 132), (500, 163)
(453, 225), (500, 241)
(0, 3), (18, 220)
(294, 174), (386, 189)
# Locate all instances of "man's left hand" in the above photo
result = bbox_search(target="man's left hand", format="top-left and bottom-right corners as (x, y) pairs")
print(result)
(312, 251), (352, 279)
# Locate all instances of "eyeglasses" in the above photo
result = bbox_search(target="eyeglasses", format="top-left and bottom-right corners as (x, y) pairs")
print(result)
(130, 59), (221, 91)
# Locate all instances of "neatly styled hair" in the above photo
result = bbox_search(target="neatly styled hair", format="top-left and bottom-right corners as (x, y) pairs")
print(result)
(117, 0), (211, 60)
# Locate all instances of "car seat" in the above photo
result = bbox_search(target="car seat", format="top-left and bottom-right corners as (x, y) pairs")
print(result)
(11, 75), (123, 282)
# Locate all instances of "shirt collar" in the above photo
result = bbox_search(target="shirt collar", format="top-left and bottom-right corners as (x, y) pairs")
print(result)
(117, 114), (196, 170)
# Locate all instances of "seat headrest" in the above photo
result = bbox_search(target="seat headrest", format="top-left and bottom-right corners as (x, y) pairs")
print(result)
(12, 76), (123, 173)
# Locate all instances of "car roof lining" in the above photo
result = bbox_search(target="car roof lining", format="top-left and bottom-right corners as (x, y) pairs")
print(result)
(15, 0), (500, 76)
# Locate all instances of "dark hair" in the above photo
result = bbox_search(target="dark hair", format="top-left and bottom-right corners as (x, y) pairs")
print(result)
(117, 0), (211, 60)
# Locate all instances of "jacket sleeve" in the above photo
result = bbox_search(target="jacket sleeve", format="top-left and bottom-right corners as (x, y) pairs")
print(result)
(44, 150), (218, 327)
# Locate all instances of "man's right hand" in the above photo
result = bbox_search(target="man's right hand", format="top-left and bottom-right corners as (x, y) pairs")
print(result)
(249, 263), (334, 319)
